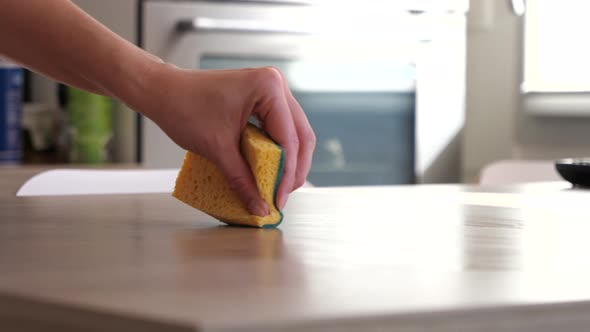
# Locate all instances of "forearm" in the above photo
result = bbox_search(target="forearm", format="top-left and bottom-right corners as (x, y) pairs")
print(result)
(0, 0), (159, 102)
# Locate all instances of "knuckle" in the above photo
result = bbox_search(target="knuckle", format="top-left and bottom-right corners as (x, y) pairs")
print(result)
(293, 177), (306, 190)
(304, 128), (317, 147)
(266, 66), (284, 78)
(256, 66), (283, 88)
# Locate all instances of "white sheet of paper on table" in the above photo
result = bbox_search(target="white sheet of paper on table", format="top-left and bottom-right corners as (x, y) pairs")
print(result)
(16, 169), (180, 196)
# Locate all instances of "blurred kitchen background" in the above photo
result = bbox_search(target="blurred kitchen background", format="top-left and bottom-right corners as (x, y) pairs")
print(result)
(3, 0), (588, 186)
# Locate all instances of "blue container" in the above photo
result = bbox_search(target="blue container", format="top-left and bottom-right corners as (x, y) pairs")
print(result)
(0, 60), (23, 164)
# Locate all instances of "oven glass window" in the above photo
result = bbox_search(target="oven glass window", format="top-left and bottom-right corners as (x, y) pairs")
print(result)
(200, 56), (416, 186)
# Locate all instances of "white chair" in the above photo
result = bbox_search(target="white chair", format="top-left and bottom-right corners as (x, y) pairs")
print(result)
(17, 169), (313, 197)
(17, 169), (179, 196)
(479, 160), (563, 186)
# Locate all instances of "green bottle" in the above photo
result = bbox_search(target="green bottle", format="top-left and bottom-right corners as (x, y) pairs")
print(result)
(66, 87), (113, 163)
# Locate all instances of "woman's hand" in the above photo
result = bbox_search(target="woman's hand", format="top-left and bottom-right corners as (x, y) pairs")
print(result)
(130, 64), (316, 216)
(0, 0), (315, 215)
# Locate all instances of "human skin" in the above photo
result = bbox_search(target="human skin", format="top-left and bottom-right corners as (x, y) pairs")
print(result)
(0, 0), (316, 216)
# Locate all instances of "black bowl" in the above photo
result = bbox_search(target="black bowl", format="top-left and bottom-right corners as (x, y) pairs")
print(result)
(555, 158), (590, 188)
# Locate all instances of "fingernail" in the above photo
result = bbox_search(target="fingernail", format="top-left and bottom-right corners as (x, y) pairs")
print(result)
(249, 200), (269, 217)
(277, 194), (288, 210)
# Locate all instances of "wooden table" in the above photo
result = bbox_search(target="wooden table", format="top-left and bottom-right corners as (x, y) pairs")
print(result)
(2, 167), (590, 331)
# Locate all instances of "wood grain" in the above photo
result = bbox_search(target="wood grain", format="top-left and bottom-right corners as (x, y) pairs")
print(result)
(2, 168), (590, 331)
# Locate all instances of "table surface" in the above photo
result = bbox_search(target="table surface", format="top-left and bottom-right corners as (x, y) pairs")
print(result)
(2, 167), (590, 332)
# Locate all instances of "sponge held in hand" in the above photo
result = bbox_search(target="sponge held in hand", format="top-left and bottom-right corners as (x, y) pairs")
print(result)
(172, 124), (284, 228)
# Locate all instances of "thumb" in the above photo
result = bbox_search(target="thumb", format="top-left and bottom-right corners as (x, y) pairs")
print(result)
(213, 147), (269, 217)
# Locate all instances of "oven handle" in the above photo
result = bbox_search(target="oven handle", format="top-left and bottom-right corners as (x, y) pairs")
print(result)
(176, 17), (314, 35)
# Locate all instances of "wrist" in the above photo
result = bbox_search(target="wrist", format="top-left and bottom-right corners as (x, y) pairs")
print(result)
(104, 50), (169, 119)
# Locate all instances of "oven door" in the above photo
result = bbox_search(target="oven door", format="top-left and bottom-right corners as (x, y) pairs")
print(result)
(143, 1), (428, 186)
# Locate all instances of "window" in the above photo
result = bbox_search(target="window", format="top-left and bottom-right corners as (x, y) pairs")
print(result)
(523, 0), (590, 115)
(524, 0), (590, 92)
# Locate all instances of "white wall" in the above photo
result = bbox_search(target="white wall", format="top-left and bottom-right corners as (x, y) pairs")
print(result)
(463, 0), (520, 182)
(464, 0), (590, 182)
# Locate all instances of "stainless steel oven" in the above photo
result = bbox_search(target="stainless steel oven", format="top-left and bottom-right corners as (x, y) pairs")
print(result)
(141, 0), (467, 185)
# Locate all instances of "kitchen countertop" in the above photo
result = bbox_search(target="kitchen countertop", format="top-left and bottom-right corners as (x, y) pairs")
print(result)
(2, 167), (590, 331)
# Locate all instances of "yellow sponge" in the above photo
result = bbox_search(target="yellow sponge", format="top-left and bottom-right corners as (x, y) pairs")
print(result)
(172, 124), (284, 228)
